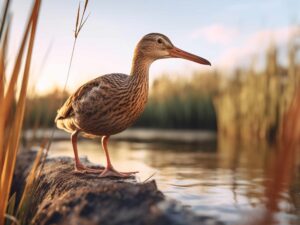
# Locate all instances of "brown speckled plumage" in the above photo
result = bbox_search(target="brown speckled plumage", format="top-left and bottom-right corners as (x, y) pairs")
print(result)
(55, 33), (211, 177)
(55, 72), (149, 137)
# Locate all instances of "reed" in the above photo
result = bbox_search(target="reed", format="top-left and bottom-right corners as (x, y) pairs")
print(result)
(266, 88), (300, 214)
(0, 1), (41, 225)
(246, 88), (300, 225)
(37, 0), (90, 176)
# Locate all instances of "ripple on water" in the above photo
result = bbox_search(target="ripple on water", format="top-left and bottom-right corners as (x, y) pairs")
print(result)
(48, 140), (300, 225)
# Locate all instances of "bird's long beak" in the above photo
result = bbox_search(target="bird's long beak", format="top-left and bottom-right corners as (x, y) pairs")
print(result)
(169, 46), (211, 66)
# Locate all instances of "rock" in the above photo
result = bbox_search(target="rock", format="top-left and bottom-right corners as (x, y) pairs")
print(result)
(13, 151), (224, 225)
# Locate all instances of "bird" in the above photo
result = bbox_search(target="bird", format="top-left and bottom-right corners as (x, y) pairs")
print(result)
(55, 33), (211, 178)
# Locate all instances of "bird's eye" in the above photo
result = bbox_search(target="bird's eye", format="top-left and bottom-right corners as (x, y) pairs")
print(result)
(157, 38), (163, 44)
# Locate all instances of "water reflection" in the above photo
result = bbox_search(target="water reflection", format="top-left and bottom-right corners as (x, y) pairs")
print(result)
(48, 137), (300, 224)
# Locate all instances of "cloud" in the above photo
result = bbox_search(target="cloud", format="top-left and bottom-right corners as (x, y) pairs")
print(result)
(191, 24), (239, 45)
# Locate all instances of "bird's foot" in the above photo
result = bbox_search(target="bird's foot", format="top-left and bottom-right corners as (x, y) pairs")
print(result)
(98, 166), (138, 178)
(74, 163), (103, 174)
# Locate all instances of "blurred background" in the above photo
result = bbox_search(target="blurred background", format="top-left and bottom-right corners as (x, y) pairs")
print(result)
(6, 0), (298, 137)
(3, 0), (300, 224)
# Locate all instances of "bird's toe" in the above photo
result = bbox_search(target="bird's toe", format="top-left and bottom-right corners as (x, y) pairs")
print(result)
(98, 168), (138, 178)
(74, 163), (103, 174)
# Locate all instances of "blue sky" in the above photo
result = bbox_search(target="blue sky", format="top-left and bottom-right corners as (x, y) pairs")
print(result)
(7, 0), (300, 93)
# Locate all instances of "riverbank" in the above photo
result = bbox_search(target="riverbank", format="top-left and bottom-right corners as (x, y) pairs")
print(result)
(23, 128), (216, 144)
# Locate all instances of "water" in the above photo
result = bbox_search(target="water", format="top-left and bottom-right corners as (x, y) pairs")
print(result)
(48, 136), (300, 225)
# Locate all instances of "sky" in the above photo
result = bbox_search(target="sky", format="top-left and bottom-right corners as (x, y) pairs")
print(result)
(6, 0), (300, 94)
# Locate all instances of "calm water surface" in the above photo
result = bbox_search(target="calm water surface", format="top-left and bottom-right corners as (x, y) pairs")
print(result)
(49, 137), (300, 225)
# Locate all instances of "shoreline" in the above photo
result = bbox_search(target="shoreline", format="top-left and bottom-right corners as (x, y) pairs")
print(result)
(24, 128), (217, 145)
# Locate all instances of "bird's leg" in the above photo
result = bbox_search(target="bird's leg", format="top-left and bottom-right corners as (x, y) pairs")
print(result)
(99, 135), (138, 178)
(71, 130), (103, 174)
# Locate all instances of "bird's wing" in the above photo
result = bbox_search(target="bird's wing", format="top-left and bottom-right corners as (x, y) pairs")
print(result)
(55, 78), (101, 121)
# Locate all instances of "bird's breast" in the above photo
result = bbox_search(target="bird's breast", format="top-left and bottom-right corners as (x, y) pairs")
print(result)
(112, 83), (148, 130)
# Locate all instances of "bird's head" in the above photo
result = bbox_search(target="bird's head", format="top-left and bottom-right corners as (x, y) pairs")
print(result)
(135, 33), (211, 66)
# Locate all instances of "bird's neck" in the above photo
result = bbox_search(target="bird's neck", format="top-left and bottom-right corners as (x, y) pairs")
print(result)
(130, 52), (152, 83)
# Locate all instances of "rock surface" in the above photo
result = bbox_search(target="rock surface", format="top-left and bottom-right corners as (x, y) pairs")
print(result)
(13, 151), (224, 225)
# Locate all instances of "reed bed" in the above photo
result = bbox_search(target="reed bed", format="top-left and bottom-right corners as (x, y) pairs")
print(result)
(136, 74), (218, 130)
(214, 33), (300, 141)
(0, 0), (41, 225)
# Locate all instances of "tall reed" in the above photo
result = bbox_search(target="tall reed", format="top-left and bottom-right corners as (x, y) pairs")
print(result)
(245, 89), (300, 225)
(0, 1), (41, 225)
(39, 0), (90, 174)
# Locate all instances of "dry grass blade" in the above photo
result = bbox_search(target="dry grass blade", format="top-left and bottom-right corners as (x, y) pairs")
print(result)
(17, 145), (44, 223)
(0, 0), (10, 40)
(4, 214), (19, 225)
(6, 193), (16, 221)
(2, 5), (32, 129)
(0, 0), (41, 224)
(2, 14), (10, 64)
(77, 13), (90, 34)
(0, 54), (4, 100)
(75, 2), (80, 37)
(0, 11), (10, 178)
(41, 0), (90, 171)
(142, 172), (156, 183)
(84, 0), (88, 11)
(74, 0), (89, 38)
(0, 49), (5, 176)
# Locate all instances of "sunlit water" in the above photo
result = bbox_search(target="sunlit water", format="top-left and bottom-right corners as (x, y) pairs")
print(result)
(48, 137), (300, 225)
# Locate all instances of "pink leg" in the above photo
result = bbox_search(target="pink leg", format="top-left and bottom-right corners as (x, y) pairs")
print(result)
(99, 135), (138, 178)
(71, 130), (103, 174)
